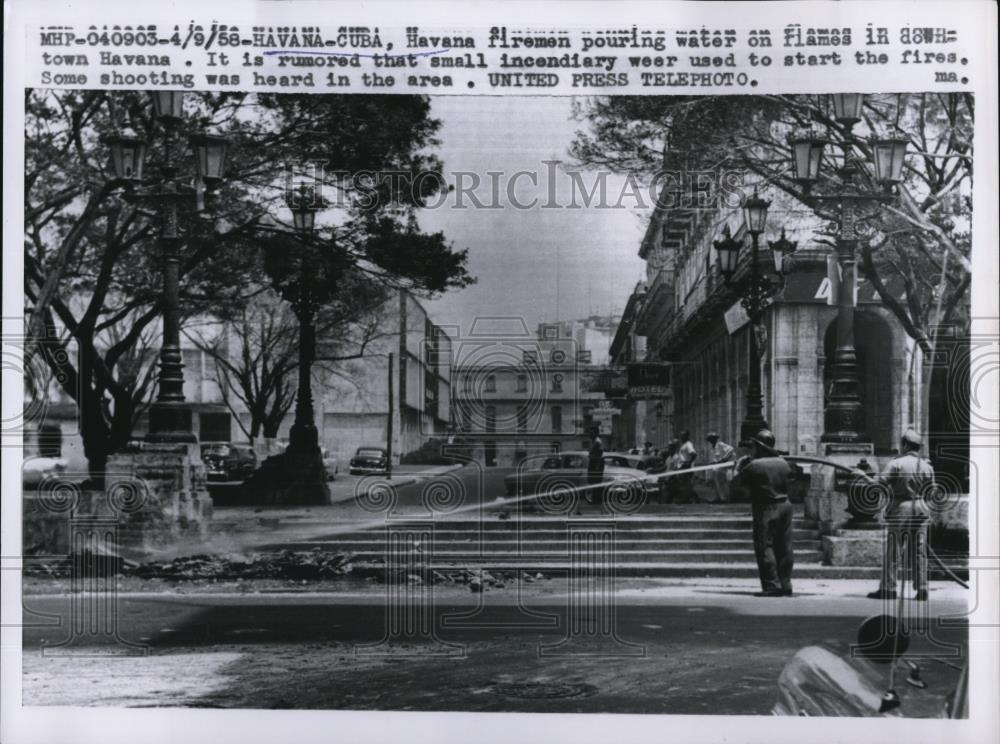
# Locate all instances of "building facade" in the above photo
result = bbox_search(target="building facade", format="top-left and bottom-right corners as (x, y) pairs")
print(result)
(451, 318), (613, 467)
(611, 190), (922, 469)
(246, 289), (453, 465)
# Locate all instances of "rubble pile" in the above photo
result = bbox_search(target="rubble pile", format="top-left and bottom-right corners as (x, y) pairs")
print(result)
(125, 548), (355, 581)
(356, 564), (547, 590)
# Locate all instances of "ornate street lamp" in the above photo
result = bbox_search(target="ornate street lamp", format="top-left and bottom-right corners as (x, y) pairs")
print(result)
(870, 135), (910, 186)
(149, 90), (186, 124)
(743, 189), (771, 235)
(788, 131), (826, 189)
(831, 93), (865, 128)
(103, 133), (147, 183)
(189, 133), (229, 187)
(285, 185), (324, 457)
(716, 190), (794, 446)
(105, 91), (229, 443)
(713, 225), (742, 281)
(789, 93), (908, 443)
(769, 228), (799, 274)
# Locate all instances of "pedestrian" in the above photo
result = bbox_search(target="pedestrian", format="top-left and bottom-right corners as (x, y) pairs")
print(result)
(675, 429), (697, 503)
(706, 432), (736, 503)
(642, 441), (655, 457)
(587, 433), (606, 509)
(656, 440), (680, 503)
(867, 428), (935, 601)
(735, 429), (795, 597)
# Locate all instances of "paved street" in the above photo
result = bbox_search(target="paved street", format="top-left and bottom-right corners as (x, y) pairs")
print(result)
(21, 580), (968, 713)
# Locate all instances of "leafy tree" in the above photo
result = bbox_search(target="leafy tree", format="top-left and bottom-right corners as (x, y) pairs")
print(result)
(571, 93), (973, 347)
(24, 90), (473, 479)
(572, 94), (973, 438)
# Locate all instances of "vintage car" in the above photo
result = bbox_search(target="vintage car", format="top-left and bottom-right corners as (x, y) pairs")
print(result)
(603, 451), (666, 473)
(200, 442), (258, 483)
(21, 456), (69, 488)
(503, 450), (657, 506)
(349, 446), (389, 475)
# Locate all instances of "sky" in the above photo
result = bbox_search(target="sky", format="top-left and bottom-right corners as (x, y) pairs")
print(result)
(416, 96), (648, 336)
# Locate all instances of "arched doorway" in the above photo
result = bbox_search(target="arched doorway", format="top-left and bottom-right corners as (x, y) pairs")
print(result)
(823, 311), (895, 453)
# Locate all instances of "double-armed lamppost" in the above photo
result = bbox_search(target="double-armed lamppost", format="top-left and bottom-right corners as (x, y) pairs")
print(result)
(104, 91), (229, 443)
(788, 93), (908, 443)
(286, 185), (324, 457)
(714, 190), (798, 445)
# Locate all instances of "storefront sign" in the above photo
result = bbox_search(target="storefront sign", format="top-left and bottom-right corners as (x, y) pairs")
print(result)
(627, 363), (671, 398)
(724, 301), (750, 334)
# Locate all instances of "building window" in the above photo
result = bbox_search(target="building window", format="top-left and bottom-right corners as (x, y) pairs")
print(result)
(516, 373), (528, 392)
(551, 406), (562, 433)
(551, 373), (564, 393)
(523, 349), (539, 364)
(463, 374), (472, 393)
(485, 405), (497, 433)
(484, 374), (496, 393)
(517, 407), (528, 433)
(577, 350), (592, 364)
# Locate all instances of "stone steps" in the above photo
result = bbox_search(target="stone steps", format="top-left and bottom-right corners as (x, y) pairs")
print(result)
(418, 562), (883, 580)
(281, 539), (823, 552)
(343, 550), (827, 563)
(248, 509), (916, 579)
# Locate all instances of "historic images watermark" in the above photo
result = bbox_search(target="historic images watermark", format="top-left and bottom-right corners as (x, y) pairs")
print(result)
(283, 160), (758, 213)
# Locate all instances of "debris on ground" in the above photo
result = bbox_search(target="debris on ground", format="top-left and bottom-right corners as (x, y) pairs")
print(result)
(125, 548), (355, 581)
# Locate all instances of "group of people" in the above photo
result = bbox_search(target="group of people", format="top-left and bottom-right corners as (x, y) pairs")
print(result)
(616, 425), (935, 600)
(627, 431), (737, 504)
(735, 427), (935, 600)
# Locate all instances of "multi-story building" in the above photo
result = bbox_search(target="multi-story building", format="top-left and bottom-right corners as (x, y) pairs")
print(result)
(451, 318), (611, 467)
(314, 290), (453, 464)
(611, 186), (922, 468)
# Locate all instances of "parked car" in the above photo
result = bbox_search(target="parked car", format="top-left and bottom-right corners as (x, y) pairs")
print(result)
(22, 456), (69, 488)
(321, 447), (339, 480)
(603, 451), (665, 473)
(349, 446), (389, 475)
(200, 443), (258, 483)
(503, 451), (656, 503)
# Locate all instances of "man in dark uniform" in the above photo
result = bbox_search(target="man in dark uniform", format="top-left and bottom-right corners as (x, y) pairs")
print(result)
(586, 432), (605, 508)
(867, 428), (935, 601)
(735, 429), (795, 597)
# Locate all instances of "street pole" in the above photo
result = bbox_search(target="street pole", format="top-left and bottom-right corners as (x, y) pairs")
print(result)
(386, 351), (394, 480)
(820, 196), (868, 443)
(714, 192), (795, 448)
(146, 121), (195, 443)
(740, 231), (770, 446)
(287, 253), (320, 454)
(788, 96), (908, 443)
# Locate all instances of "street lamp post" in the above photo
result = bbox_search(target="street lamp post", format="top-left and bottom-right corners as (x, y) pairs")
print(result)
(714, 191), (797, 446)
(104, 91), (229, 443)
(788, 93), (908, 443)
(287, 189), (322, 456)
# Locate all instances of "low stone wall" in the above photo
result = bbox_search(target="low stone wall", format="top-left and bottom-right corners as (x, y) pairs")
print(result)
(23, 441), (214, 559)
(820, 494), (970, 567)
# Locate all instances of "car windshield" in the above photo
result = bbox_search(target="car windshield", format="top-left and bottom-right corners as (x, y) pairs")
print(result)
(202, 445), (231, 456)
(356, 448), (384, 458)
(563, 454), (587, 469)
(540, 456), (562, 470)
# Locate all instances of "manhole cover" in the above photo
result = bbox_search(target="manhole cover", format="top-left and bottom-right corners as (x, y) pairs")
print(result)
(488, 681), (598, 699)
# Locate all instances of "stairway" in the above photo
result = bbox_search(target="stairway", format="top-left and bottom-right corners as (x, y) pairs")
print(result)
(260, 504), (884, 579)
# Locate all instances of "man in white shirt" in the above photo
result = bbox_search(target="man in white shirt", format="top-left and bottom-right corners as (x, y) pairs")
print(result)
(706, 432), (736, 503)
(675, 430), (697, 503)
